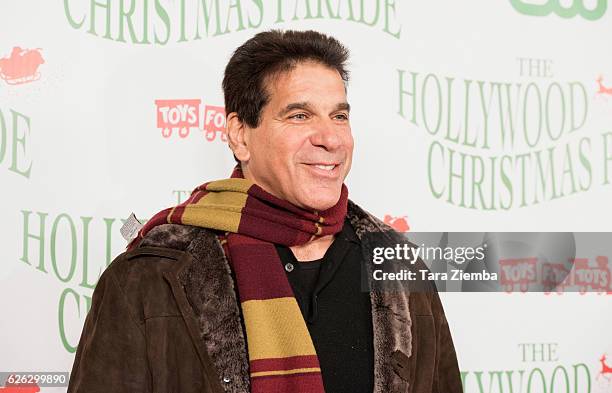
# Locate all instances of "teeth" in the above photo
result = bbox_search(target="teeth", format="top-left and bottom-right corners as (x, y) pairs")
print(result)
(314, 164), (335, 170)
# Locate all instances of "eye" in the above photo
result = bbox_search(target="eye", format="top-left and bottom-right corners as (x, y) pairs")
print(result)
(333, 113), (349, 121)
(289, 113), (308, 120)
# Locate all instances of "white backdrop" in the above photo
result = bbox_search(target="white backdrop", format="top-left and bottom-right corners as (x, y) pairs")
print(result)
(1, 1), (611, 392)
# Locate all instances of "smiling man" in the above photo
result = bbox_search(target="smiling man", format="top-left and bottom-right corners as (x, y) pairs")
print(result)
(68, 30), (463, 393)
(224, 53), (353, 262)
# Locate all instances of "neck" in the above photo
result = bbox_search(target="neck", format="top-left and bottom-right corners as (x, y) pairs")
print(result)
(289, 234), (335, 261)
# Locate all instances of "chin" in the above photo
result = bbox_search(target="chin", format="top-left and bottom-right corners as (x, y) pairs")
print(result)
(298, 192), (341, 212)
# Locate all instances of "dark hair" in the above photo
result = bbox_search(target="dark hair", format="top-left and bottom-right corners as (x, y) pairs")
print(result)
(222, 29), (350, 128)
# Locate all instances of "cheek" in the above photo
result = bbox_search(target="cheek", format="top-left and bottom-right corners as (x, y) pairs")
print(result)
(348, 132), (355, 147)
(344, 130), (355, 152)
(250, 129), (277, 163)
(280, 134), (310, 159)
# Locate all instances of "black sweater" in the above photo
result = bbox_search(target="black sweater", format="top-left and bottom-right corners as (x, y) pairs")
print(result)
(275, 220), (374, 393)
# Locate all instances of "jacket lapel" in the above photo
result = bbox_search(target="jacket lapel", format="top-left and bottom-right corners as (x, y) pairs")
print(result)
(176, 228), (251, 393)
(142, 224), (250, 393)
(162, 254), (226, 393)
(348, 201), (413, 393)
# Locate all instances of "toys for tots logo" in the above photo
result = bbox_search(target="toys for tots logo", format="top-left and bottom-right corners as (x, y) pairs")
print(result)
(154, 99), (227, 142)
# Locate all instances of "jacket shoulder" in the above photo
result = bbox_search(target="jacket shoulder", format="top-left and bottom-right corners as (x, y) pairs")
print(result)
(107, 224), (201, 276)
(110, 223), (217, 269)
(100, 224), (218, 321)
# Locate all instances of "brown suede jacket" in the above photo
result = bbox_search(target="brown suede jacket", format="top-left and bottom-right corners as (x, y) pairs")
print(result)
(67, 201), (463, 393)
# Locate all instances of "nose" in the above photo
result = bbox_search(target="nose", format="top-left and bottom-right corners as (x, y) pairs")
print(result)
(309, 118), (342, 151)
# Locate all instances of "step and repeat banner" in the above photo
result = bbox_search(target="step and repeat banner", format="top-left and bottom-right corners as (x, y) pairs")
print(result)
(1, 0), (612, 392)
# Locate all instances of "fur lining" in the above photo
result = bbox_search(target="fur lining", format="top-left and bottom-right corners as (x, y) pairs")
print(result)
(348, 201), (412, 393)
(142, 224), (250, 393)
(139, 224), (200, 251)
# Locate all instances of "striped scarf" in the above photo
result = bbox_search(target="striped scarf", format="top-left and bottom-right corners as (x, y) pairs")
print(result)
(130, 166), (348, 392)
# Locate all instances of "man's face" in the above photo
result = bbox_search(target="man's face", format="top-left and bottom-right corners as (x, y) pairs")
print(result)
(240, 61), (354, 211)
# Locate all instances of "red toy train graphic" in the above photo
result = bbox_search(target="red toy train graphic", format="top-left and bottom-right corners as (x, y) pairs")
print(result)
(0, 47), (44, 85)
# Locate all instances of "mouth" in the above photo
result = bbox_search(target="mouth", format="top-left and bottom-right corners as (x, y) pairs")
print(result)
(313, 164), (336, 170)
(303, 162), (342, 178)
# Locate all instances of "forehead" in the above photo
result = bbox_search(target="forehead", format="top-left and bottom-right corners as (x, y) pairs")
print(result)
(264, 62), (347, 106)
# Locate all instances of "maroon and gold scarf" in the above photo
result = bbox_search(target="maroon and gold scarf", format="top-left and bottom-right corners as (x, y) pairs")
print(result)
(130, 166), (348, 392)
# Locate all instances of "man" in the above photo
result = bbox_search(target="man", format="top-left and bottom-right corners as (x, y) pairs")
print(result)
(67, 30), (463, 393)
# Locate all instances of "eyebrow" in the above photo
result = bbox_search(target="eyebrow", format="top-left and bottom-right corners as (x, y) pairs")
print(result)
(278, 101), (351, 117)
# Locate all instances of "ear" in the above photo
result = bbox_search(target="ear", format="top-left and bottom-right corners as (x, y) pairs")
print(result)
(226, 112), (250, 162)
